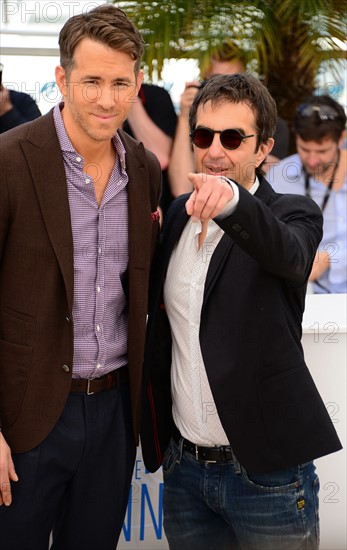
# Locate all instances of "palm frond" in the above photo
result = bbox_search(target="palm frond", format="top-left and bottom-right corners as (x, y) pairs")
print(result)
(115, 0), (346, 139)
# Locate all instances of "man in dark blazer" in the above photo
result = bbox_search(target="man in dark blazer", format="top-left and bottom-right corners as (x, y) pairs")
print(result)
(0, 87), (41, 133)
(141, 74), (342, 549)
(0, 5), (161, 549)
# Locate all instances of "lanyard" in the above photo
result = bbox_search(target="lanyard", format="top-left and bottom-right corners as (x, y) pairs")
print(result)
(304, 151), (340, 212)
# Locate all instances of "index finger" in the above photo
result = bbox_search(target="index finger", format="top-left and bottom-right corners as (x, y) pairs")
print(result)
(0, 480), (12, 507)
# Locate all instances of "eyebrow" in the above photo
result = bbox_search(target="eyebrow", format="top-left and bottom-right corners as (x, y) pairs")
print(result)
(82, 75), (133, 83)
(196, 125), (248, 134)
(299, 145), (331, 153)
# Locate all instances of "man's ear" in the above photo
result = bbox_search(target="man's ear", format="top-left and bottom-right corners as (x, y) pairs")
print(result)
(55, 65), (67, 97)
(256, 138), (274, 168)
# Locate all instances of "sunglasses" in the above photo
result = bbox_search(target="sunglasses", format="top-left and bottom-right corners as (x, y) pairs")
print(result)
(190, 127), (255, 150)
(296, 104), (340, 121)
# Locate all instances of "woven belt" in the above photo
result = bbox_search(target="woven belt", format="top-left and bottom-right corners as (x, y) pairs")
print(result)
(70, 366), (128, 395)
(178, 436), (234, 463)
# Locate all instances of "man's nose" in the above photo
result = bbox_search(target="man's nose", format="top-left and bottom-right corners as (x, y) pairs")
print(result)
(208, 134), (226, 157)
(96, 86), (118, 109)
(305, 153), (320, 167)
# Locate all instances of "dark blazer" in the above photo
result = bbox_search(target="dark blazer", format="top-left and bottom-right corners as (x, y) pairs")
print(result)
(141, 178), (342, 474)
(0, 89), (41, 134)
(0, 110), (161, 453)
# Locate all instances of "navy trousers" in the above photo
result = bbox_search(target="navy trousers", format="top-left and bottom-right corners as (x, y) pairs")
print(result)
(0, 383), (136, 550)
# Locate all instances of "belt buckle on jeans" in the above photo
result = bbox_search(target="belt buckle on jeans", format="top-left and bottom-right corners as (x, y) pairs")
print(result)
(194, 444), (217, 463)
(87, 379), (94, 395)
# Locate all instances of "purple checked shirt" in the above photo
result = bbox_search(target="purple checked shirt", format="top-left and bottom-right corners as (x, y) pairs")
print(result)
(53, 104), (129, 379)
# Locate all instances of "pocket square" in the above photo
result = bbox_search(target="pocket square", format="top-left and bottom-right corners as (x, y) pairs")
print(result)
(151, 210), (160, 222)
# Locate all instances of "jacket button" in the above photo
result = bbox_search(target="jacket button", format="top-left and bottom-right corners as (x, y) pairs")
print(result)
(65, 316), (71, 322)
(62, 364), (70, 373)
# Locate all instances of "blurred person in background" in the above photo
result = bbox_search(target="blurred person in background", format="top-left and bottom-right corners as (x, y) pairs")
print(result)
(124, 82), (177, 219)
(271, 94), (347, 294)
(0, 63), (41, 133)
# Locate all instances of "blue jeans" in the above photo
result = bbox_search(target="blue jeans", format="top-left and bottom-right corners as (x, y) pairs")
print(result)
(163, 438), (320, 550)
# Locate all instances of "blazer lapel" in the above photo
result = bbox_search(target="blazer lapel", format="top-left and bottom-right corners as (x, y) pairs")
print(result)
(19, 112), (74, 314)
(204, 234), (234, 302)
(162, 201), (189, 272)
(160, 199), (233, 304)
(157, 199), (190, 297)
(124, 138), (152, 279)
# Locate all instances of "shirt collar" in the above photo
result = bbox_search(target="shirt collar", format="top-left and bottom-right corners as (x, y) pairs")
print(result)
(248, 176), (260, 195)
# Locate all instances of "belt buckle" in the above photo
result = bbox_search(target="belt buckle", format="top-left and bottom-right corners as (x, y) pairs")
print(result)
(86, 379), (94, 395)
(205, 459), (218, 464)
(194, 444), (217, 463)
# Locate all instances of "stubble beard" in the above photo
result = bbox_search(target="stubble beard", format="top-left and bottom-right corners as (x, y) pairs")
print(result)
(70, 102), (119, 143)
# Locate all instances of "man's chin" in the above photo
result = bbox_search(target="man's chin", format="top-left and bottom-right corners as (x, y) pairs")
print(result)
(303, 166), (321, 177)
(87, 130), (116, 142)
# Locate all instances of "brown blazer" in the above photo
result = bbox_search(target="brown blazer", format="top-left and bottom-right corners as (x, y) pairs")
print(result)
(0, 110), (161, 453)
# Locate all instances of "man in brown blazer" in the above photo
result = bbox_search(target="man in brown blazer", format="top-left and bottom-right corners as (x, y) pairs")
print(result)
(0, 5), (161, 549)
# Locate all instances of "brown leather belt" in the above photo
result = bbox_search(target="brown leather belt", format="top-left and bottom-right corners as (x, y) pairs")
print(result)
(176, 435), (234, 463)
(70, 366), (128, 395)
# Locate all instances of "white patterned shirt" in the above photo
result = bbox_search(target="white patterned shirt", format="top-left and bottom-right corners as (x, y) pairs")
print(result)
(164, 179), (259, 445)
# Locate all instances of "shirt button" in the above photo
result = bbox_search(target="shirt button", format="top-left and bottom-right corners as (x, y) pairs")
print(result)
(96, 363), (102, 369)
(85, 179), (90, 184)
(96, 324), (101, 332)
(76, 156), (82, 163)
(98, 247), (102, 254)
(62, 364), (70, 372)
(97, 286), (101, 293)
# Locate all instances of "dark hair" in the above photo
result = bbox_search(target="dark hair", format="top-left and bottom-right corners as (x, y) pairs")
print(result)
(294, 94), (346, 143)
(189, 73), (277, 177)
(58, 4), (144, 76)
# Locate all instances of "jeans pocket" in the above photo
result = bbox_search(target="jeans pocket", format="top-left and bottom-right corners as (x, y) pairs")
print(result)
(162, 438), (179, 478)
(241, 464), (303, 492)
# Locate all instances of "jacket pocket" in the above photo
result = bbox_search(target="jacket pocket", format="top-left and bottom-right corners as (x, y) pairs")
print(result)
(0, 339), (33, 428)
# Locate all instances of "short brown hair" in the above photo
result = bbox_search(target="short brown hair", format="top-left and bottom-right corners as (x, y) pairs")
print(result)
(294, 94), (346, 143)
(58, 4), (144, 76)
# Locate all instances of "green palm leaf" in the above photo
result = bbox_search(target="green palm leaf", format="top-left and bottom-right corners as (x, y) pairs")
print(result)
(114, 0), (346, 136)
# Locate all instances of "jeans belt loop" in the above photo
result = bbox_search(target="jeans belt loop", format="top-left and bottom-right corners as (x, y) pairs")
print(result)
(232, 449), (241, 474)
(176, 436), (184, 464)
